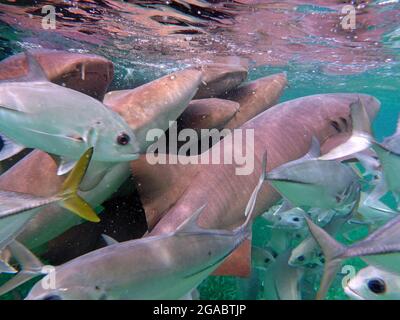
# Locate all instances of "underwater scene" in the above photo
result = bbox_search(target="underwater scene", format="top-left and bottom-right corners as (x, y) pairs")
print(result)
(0, 0), (399, 301)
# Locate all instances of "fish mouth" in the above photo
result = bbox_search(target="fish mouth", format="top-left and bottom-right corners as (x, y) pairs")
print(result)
(344, 286), (365, 300)
(266, 177), (311, 185)
(121, 153), (140, 161)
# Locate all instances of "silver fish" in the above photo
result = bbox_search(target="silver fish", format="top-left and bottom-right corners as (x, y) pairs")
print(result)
(262, 250), (304, 300)
(0, 53), (140, 167)
(266, 137), (361, 210)
(345, 266), (400, 300)
(262, 200), (306, 230)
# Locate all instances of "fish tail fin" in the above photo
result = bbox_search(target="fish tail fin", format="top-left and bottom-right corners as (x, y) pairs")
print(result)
(57, 148), (100, 222)
(304, 215), (347, 300)
(0, 241), (44, 296)
(319, 97), (374, 161)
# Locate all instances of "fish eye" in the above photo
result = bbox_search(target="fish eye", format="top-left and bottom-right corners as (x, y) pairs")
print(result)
(367, 278), (386, 294)
(297, 255), (305, 262)
(292, 217), (300, 222)
(42, 294), (62, 300)
(117, 133), (130, 146)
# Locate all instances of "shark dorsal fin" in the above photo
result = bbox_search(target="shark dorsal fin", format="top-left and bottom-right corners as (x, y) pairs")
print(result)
(175, 204), (207, 234)
(19, 51), (49, 83)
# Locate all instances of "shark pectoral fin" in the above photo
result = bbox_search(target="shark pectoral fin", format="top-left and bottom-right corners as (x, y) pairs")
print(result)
(0, 134), (25, 161)
(58, 148), (100, 222)
(57, 158), (78, 176)
(0, 240), (44, 296)
(131, 154), (200, 230)
(101, 234), (119, 246)
(319, 98), (373, 161)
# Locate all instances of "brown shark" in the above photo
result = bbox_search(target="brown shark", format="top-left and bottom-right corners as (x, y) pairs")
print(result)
(222, 73), (288, 129)
(0, 49), (114, 100)
(133, 73), (288, 229)
(193, 63), (248, 99)
(178, 98), (240, 133)
(132, 94), (380, 276)
(103, 69), (202, 149)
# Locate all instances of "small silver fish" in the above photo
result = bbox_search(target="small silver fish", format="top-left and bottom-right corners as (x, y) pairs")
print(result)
(0, 53), (140, 169)
(262, 250), (304, 300)
(266, 137), (361, 210)
(345, 266), (400, 300)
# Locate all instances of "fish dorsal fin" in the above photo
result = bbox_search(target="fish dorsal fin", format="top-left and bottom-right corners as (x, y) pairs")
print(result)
(175, 204), (207, 234)
(20, 51), (49, 83)
(102, 234), (119, 246)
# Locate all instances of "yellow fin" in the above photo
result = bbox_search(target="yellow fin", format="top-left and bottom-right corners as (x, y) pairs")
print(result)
(58, 148), (100, 222)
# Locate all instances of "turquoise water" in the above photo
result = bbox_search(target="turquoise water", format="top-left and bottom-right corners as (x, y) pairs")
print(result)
(0, 0), (399, 300)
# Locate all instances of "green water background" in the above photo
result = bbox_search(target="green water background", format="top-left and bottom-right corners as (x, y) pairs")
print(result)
(0, 19), (399, 300)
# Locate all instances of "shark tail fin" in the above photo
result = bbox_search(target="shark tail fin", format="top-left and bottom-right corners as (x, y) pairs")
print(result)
(57, 148), (100, 222)
(0, 241), (44, 296)
(304, 215), (347, 300)
(319, 97), (374, 161)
